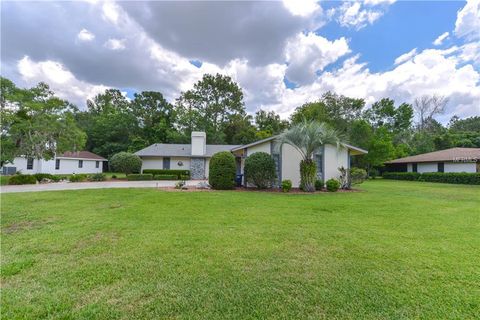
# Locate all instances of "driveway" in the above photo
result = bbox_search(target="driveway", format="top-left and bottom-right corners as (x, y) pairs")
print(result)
(1, 180), (206, 194)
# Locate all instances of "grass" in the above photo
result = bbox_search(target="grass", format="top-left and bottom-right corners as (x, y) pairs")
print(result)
(1, 180), (479, 319)
(0, 175), (10, 185)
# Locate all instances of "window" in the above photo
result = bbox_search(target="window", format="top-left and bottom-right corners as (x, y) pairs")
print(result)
(163, 157), (170, 170)
(438, 162), (444, 173)
(315, 154), (323, 176)
(78, 160), (83, 168)
(27, 158), (34, 170)
(96, 161), (99, 168)
(412, 163), (417, 173)
(55, 159), (60, 170)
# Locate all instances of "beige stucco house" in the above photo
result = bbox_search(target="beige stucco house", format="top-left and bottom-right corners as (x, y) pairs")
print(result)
(136, 131), (367, 187)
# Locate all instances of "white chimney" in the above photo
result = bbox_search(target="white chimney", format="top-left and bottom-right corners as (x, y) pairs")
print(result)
(191, 131), (206, 156)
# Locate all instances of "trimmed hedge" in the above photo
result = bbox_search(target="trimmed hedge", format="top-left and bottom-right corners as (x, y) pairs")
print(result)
(9, 174), (37, 185)
(143, 169), (190, 179)
(154, 174), (178, 180)
(127, 174), (153, 181)
(244, 152), (276, 189)
(383, 172), (480, 185)
(209, 151), (236, 190)
(69, 174), (89, 182)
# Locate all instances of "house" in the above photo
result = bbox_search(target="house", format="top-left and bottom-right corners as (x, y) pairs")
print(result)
(385, 147), (480, 173)
(135, 131), (368, 187)
(2, 151), (107, 175)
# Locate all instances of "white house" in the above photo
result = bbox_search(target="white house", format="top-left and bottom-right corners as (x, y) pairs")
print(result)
(385, 147), (480, 173)
(2, 151), (107, 175)
(135, 131), (368, 187)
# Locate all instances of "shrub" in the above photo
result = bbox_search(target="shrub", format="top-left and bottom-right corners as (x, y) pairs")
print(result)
(111, 175), (117, 179)
(50, 175), (62, 182)
(154, 174), (177, 180)
(208, 151), (236, 190)
(382, 172), (480, 185)
(350, 167), (367, 185)
(180, 174), (190, 180)
(127, 174), (153, 181)
(326, 179), (340, 192)
(314, 179), (324, 190)
(143, 169), (190, 179)
(89, 173), (106, 181)
(110, 152), (142, 174)
(369, 168), (379, 179)
(69, 174), (88, 182)
(9, 174), (37, 185)
(33, 173), (54, 182)
(175, 180), (186, 189)
(244, 152), (276, 189)
(281, 179), (292, 193)
(383, 172), (421, 181)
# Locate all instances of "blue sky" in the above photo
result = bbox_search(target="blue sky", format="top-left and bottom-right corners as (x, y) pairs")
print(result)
(1, 0), (479, 122)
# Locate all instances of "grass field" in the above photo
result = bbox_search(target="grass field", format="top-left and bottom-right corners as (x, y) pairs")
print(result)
(1, 180), (479, 319)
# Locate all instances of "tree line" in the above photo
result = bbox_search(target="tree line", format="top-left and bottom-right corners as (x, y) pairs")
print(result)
(1, 74), (479, 172)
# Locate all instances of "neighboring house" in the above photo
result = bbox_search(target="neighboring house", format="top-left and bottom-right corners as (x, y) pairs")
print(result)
(135, 131), (368, 187)
(2, 151), (107, 175)
(385, 148), (480, 173)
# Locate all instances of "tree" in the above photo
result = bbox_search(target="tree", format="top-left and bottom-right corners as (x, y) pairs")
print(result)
(223, 114), (257, 145)
(244, 152), (276, 189)
(254, 110), (289, 136)
(364, 98), (413, 132)
(449, 116), (480, 132)
(413, 94), (448, 130)
(276, 121), (341, 192)
(110, 152), (142, 174)
(363, 127), (396, 171)
(176, 73), (246, 144)
(0, 77), (86, 163)
(86, 89), (129, 114)
(208, 151), (236, 190)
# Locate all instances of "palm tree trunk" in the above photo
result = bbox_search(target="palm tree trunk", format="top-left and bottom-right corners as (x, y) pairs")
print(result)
(300, 159), (316, 192)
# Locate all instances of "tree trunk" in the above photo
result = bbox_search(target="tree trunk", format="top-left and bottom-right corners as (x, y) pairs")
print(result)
(300, 159), (316, 192)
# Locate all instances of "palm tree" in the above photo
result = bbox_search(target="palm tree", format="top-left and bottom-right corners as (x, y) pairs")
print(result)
(276, 120), (341, 192)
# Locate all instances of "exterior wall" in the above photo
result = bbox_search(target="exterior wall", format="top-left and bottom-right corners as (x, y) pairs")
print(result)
(444, 162), (476, 173)
(205, 158), (210, 179)
(407, 163), (413, 172)
(281, 144), (303, 188)
(323, 144), (349, 182)
(246, 141), (271, 156)
(140, 157), (164, 171)
(3, 157), (103, 174)
(191, 134), (206, 156)
(169, 157), (191, 170)
(417, 163), (438, 173)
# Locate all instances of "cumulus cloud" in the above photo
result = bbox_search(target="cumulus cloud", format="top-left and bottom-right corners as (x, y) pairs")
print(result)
(334, 2), (383, 30)
(394, 48), (417, 65)
(77, 28), (95, 42)
(433, 32), (449, 46)
(455, 0), (480, 40)
(104, 38), (126, 50)
(282, 0), (321, 17)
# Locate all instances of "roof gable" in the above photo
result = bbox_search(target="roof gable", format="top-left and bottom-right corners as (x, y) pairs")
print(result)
(386, 148), (480, 164)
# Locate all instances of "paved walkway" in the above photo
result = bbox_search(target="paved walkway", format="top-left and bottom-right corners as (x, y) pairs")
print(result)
(1, 180), (206, 194)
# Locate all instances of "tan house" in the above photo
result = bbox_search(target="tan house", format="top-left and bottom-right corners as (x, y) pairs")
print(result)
(135, 131), (368, 187)
(385, 147), (480, 173)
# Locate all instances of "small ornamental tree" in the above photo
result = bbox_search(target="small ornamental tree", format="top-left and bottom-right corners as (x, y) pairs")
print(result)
(110, 152), (142, 174)
(209, 151), (236, 190)
(244, 152), (276, 189)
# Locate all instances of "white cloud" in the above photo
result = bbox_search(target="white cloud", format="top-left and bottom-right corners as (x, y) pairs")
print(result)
(102, 2), (120, 25)
(77, 28), (95, 42)
(455, 0), (480, 40)
(282, 0), (320, 17)
(104, 38), (126, 50)
(364, 0), (397, 5)
(285, 32), (350, 85)
(17, 56), (109, 106)
(394, 48), (417, 65)
(335, 2), (383, 30)
(433, 32), (449, 46)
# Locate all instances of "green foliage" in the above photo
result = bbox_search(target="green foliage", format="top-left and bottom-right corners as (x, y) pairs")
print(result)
(383, 172), (480, 185)
(255, 110), (289, 135)
(33, 173), (55, 182)
(8, 174), (37, 185)
(449, 116), (480, 132)
(208, 151), (236, 190)
(126, 174), (153, 181)
(110, 152), (142, 174)
(143, 169), (190, 179)
(154, 174), (178, 180)
(281, 179), (292, 192)
(326, 179), (340, 192)
(300, 160), (317, 192)
(350, 167), (368, 185)
(69, 174), (89, 182)
(89, 173), (106, 181)
(314, 179), (324, 190)
(244, 152), (276, 189)
(180, 174), (190, 180)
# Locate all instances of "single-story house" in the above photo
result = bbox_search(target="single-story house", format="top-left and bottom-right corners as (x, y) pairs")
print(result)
(385, 147), (480, 173)
(1, 151), (107, 175)
(135, 131), (368, 187)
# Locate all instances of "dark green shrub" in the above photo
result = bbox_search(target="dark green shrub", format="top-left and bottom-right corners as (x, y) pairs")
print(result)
(50, 175), (62, 182)
(244, 152), (276, 189)
(209, 151), (236, 190)
(89, 173), (106, 181)
(110, 152), (142, 174)
(143, 169), (190, 179)
(281, 179), (292, 192)
(111, 175), (117, 179)
(126, 174), (153, 181)
(180, 174), (190, 180)
(69, 174), (89, 182)
(382, 172), (480, 185)
(326, 179), (340, 192)
(153, 174), (177, 180)
(314, 179), (324, 190)
(33, 173), (54, 182)
(350, 167), (367, 185)
(9, 174), (37, 185)
(382, 172), (421, 181)
(369, 168), (379, 179)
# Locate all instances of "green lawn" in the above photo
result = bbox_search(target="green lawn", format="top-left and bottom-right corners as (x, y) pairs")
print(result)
(1, 180), (479, 319)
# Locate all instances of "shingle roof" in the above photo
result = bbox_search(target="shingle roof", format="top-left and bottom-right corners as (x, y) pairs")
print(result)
(385, 148), (480, 164)
(135, 144), (240, 157)
(58, 151), (107, 161)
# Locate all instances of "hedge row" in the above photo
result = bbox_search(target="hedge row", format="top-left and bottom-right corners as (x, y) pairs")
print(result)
(383, 172), (480, 185)
(142, 169), (190, 179)
(127, 174), (153, 181)
(9, 174), (38, 185)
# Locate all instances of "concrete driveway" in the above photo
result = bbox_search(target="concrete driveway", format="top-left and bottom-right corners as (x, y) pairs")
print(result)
(1, 180), (206, 194)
